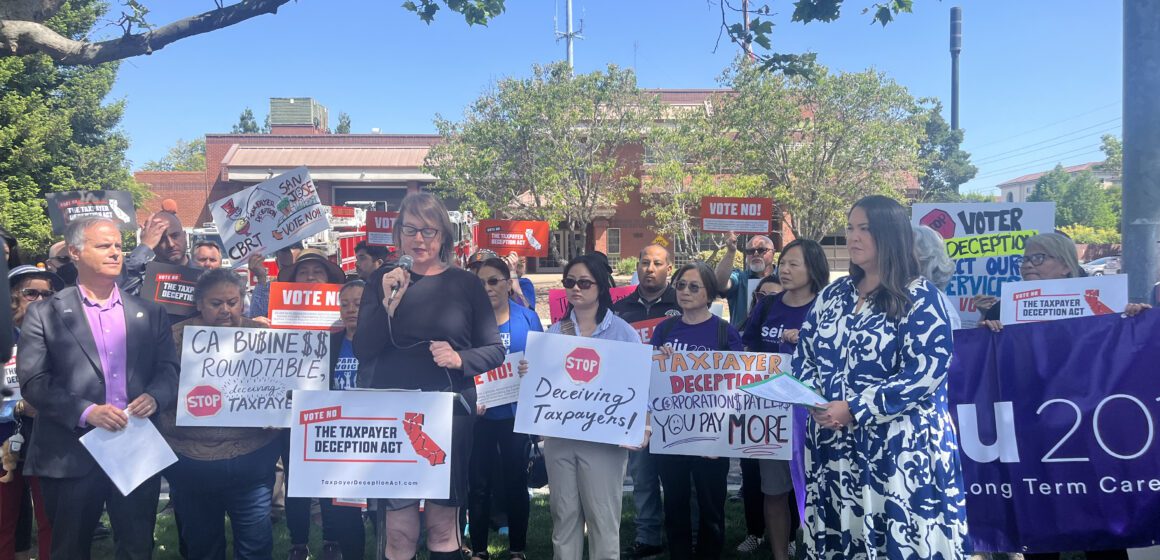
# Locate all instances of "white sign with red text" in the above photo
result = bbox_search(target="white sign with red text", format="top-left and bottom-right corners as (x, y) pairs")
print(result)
(474, 352), (524, 409)
(1000, 275), (1128, 325)
(289, 390), (454, 499)
(514, 332), (652, 446)
(649, 350), (793, 459)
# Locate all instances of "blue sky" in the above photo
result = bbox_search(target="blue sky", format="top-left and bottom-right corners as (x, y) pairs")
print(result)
(108, 0), (1122, 196)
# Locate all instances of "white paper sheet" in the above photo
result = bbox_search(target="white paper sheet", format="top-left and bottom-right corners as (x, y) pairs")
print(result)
(80, 415), (178, 496)
(740, 374), (827, 409)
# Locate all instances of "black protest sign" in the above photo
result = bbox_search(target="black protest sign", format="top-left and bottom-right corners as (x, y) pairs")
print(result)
(45, 190), (137, 235)
(142, 263), (202, 315)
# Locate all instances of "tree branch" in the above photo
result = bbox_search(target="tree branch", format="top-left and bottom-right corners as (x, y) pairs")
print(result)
(0, 0), (291, 65)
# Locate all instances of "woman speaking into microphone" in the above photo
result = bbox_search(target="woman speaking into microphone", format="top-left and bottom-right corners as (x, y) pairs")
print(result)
(354, 192), (505, 560)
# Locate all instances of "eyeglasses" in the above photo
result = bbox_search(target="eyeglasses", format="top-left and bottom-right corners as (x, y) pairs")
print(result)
(400, 225), (440, 239)
(480, 277), (508, 287)
(745, 248), (771, 256)
(674, 281), (703, 293)
(1023, 253), (1054, 267)
(562, 278), (596, 290)
(20, 288), (55, 301)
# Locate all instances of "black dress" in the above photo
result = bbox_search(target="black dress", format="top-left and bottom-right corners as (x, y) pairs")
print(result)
(354, 264), (504, 507)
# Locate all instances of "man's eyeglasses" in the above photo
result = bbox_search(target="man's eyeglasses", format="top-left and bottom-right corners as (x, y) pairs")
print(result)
(1023, 253), (1054, 267)
(400, 225), (440, 239)
(480, 277), (508, 287)
(20, 288), (55, 301)
(745, 248), (771, 256)
(674, 281), (703, 293)
(563, 278), (596, 290)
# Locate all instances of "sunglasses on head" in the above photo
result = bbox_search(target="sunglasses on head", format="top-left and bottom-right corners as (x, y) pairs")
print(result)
(745, 248), (770, 256)
(562, 278), (596, 290)
(674, 280), (703, 293)
(20, 288), (55, 301)
(480, 277), (508, 287)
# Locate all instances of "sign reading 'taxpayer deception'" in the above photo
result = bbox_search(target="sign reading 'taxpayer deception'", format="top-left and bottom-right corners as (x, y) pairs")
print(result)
(476, 220), (550, 258)
(268, 282), (342, 330)
(700, 197), (772, 234)
(141, 263), (202, 316)
(366, 211), (398, 247)
(45, 190), (137, 235)
(1000, 275), (1128, 325)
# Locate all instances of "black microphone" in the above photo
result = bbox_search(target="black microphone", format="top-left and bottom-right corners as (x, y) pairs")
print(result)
(389, 255), (413, 301)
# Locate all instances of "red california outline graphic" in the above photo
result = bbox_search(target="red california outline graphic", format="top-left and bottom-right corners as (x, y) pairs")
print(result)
(403, 412), (447, 466)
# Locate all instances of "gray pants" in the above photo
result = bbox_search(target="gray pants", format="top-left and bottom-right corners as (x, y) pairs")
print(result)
(544, 437), (629, 560)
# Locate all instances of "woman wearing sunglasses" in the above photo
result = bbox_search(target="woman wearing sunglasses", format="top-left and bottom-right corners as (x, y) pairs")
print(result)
(649, 262), (742, 560)
(465, 257), (542, 560)
(355, 192), (505, 560)
(741, 239), (829, 560)
(3, 265), (62, 559)
(517, 253), (641, 560)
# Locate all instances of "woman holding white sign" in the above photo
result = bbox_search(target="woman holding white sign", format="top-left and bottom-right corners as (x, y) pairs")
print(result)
(159, 268), (282, 559)
(517, 253), (642, 560)
(980, 233), (1149, 332)
(355, 192), (505, 560)
(794, 195), (969, 559)
(465, 257), (543, 560)
(650, 262), (743, 560)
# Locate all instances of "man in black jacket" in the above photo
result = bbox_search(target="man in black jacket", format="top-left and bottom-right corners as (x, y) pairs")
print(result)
(612, 244), (680, 558)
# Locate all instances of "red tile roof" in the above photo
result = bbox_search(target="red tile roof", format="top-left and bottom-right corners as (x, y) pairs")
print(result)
(997, 161), (1105, 186)
(220, 146), (431, 168)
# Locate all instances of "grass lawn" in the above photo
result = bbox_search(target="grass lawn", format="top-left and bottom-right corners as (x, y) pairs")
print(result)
(84, 494), (1055, 559)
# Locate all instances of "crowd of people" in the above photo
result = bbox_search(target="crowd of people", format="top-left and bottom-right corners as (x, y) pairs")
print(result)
(0, 190), (1150, 560)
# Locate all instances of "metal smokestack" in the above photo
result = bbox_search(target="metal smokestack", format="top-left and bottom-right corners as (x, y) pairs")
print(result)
(950, 7), (963, 130)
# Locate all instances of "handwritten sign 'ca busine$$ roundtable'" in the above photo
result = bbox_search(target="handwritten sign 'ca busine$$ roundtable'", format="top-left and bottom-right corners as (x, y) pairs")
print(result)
(209, 166), (330, 263)
(177, 326), (330, 428)
(514, 332), (652, 446)
(289, 390), (454, 499)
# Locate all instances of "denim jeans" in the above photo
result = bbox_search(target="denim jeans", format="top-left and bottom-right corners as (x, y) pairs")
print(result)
(167, 440), (280, 560)
(628, 445), (663, 546)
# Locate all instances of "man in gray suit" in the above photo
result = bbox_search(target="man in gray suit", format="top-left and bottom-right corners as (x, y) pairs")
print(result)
(17, 216), (179, 559)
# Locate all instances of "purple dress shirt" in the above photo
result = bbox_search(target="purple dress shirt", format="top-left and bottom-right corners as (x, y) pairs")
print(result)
(77, 285), (129, 427)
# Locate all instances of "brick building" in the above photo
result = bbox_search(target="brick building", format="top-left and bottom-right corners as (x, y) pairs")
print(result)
(135, 93), (799, 270)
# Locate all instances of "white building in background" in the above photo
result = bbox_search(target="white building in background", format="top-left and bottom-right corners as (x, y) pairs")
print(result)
(996, 161), (1121, 203)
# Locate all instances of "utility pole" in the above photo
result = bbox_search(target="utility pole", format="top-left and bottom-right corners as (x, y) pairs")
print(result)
(742, 0), (754, 60)
(555, 0), (584, 73)
(1123, 0), (1160, 302)
(950, 7), (962, 131)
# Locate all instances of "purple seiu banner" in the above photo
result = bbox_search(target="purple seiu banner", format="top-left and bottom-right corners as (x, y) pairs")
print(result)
(949, 312), (1160, 553)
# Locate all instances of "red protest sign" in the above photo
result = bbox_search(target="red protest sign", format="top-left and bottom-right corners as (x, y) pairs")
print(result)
(700, 197), (773, 234)
(268, 282), (342, 330)
(366, 211), (398, 247)
(185, 385), (222, 417)
(477, 220), (550, 258)
(564, 347), (601, 383)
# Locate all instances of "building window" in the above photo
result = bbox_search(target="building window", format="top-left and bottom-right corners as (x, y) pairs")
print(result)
(1006, 192), (1014, 202)
(607, 228), (621, 255)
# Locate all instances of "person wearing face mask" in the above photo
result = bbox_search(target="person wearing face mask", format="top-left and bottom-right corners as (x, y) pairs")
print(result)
(274, 250), (347, 560)
(742, 239), (830, 560)
(794, 195), (968, 559)
(610, 244), (679, 559)
(980, 232), (1149, 333)
(159, 268), (281, 560)
(515, 253), (643, 560)
(354, 192), (504, 560)
(465, 258), (542, 560)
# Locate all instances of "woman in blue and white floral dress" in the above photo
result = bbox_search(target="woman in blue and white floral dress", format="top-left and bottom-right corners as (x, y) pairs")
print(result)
(793, 195), (969, 559)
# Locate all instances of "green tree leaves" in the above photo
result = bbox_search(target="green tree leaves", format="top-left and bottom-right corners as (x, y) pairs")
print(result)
(142, 138), (206, 171)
